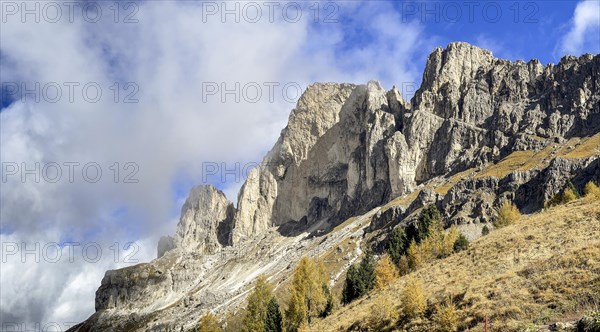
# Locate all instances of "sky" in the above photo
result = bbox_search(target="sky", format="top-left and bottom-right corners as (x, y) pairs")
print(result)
(0, 0), (599, 328)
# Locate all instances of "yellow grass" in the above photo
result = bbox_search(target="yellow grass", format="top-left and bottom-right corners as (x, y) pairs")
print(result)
(383, 189), (422, 209)
(472, 133), (600, 180)
(475, 148), (552, 179)
(435, 168), (477, 195)
(559, 133), (600, 159)
(312, 199), (600, 331)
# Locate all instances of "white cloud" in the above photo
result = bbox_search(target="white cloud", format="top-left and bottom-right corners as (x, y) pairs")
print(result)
(0, 0), (427, 325)
(559, 0), (600, 55)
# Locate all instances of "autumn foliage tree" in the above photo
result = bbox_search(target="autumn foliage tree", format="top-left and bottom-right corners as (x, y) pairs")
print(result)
(387, 205), (443, 269)
(243, 275), (273, 332)
(284, 257), (330, 332)
(584, 181), (600, 199)
(494, 201), (520, 228)
(401, 277), (427, 319)
(375, 254), (399, 289)
(367, 296), (397, 330)
(433, 300), (460, 332)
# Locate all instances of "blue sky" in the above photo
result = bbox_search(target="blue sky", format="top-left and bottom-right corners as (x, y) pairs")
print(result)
(0, 0), (599, 325)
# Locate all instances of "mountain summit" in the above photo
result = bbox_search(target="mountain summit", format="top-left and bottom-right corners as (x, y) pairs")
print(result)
(69, 42), (600, 331)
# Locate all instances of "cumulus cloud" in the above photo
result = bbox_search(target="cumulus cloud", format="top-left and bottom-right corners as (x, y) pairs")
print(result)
(559, 0), (600, 55)
(0, 0), (429, 325)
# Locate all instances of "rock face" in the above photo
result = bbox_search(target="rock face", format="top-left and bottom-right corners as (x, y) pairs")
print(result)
(175, 185), (235, 254)
(231, 83), (357, 243)
(441, 156), (600, 225)
(71, 43), (600, 332)
(231, 43), (599, 245)
(157, 236), (175, 258)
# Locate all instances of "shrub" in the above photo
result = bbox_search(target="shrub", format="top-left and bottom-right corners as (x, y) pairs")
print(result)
(387, 226), (409, 266)
(433, 301), (459, 332)
(547, 181), (583, 206)
(577, 311), (600, 332)
(243, 275), (273, 332)
(401, 277), (427, 319)
(494, 201), (520, 228)
(367, 297), (397, 331)
(375, 254), (399, 289)
(296, 322), (311, 332)
(342, 249), (376, 304)
(546, 193), (563, 207)
(265, 297), (283, 332)
(453, 233), (469, 253)
(481, 225), (490, 236)
(584, 181), (600, 200)
(563, 187), (578, 203)
(198, 312), (221, 332)
(565, 181), (580, 198)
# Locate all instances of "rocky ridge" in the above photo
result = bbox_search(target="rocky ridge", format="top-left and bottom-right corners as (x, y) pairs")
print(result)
(69, 42), (600, 331)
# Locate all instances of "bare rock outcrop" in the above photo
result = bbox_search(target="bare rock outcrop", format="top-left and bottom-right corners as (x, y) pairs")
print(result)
(175, 185), (235, 254)
(231, 83), (357, 243)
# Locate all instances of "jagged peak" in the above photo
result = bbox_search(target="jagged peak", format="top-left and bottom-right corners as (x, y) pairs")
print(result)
(271, 82), (357, 166)
(420, 42), (495, 92)
(182, 184), (230, 210)
(445, 41), (494, 56)
(175, 184), (235, 253)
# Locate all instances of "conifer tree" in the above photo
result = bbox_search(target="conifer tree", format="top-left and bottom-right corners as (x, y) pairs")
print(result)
(342, 249), (376, 303)
(243, 275), (273, 332)
(387, 226), (409, 266)
(265, 297), (283, 332)
(417, 204), (442, 243)
(284, 257), (328, 332)
(375, 254), (399, 289)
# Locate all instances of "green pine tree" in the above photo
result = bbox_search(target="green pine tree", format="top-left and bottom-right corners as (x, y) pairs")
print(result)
(342, 264), (359, 304)
(417, 205), (442, 243)
(358, 249), (376, 293)
(264, 297), (283, 332)
(342, 248), (376, 304)
(387, 227), (409, 266)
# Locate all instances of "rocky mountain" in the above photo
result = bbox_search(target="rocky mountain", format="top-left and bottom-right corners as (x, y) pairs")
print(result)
(69, 42), (600, 331)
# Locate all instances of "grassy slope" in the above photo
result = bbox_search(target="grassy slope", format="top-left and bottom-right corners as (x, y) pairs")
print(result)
(313, 198), (600, 331)
(224, 134), (600, 331)
(432, 133), (600, 195)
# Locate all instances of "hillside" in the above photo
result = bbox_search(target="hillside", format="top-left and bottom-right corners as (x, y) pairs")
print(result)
(313, 198), (600, 331)
(68, 43), (600, 331)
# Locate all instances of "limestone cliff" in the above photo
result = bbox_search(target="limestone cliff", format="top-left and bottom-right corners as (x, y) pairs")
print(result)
(68, 43), (600, 332)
